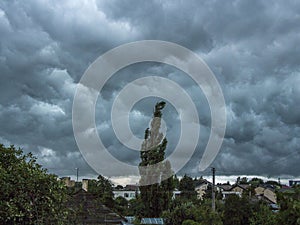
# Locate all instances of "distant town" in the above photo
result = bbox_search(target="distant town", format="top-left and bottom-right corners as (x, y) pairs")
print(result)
(59, 175), (300, 224)
(61, 175), (300, 205)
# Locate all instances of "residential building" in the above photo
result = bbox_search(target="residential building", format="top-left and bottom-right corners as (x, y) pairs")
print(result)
(172, 189), (181, 199)
(216, 184), (232, 192)
(289, 180), (300, 186)
(113, 185), (181, 201)
(113, 185), (139, 201)
(254, 186), (277, 204)
(67, 189), (126, 224)
(124, 217), (164, 225)
(220, 184), (250, 199)
(61, 176), (75, 187)
(195, 180), (211, 200)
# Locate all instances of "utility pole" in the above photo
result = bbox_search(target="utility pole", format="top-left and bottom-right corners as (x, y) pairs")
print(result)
(76, 168), (79, 182)
(212, 167), (216, 212)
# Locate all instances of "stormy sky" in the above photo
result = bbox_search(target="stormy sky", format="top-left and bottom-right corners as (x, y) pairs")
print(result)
(0, 0), (299, 182)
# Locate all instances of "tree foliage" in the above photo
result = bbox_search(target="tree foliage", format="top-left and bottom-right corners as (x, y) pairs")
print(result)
(0, 144), (69, 224)
(276, 186), (300, 225)
(179, 174), (197, 200)
(114, 196), (129, 215)
(88, 174), (114, 208)
(249, 204), (277, 225)
(223, 195), (252, 225)
(162, 200), (222, 225)
(138, 102), (175, 217)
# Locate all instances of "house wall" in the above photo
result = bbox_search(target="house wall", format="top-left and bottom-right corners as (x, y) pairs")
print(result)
(222, 191), (242, 199)
(113, 190), (138, 201)
(231, 186), (244, 193)
(195, 184), (208, 200)
(255, 187), (265, 195)
(82, 179), (88, 192)
(61, 177), (75, 187)
(254, 187), (277, 204)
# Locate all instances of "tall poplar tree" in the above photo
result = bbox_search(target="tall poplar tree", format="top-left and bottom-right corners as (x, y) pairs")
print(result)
(139, 101), (174, 217)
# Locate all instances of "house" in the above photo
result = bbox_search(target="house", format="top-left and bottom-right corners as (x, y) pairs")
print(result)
(195, 179), (211, 200)
(61, 176), (75, 187)
(220, 184), (250, 199)
(124, 217), (164, 225)
(63, 179), (127, 224)
(113, 185), (181, 201)
(67, 189), (127, 224)
(217, 184), (232, 192)
(172, 189), (181, 199)
(231, 184), (250, 192)
(113, 190), (137, 201)
(289, 180), (300, 186)
(278, 185), (295, 195)
(113, 185), (140, 201)
(254, 185), (277, 204)
(141, 218), (164, 224)
(124, 217), (135, 224)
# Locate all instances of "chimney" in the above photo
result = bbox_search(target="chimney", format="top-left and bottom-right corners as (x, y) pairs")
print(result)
(61, 177), (71, 186)
(82, 179), (88, 192)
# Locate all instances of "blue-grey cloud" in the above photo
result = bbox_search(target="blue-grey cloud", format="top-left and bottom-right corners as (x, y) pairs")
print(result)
(0, 0), (299, 179)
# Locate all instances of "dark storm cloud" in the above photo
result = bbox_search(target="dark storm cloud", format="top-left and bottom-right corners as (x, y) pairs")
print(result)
(97, 0), (214, 51)
(0, 0), (299, 179)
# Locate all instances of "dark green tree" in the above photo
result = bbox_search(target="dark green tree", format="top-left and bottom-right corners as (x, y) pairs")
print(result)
(236, 176), (249, 184)
(173, 174), (180, 189)
(88, 175), (114, 208)
(249, 177), (264, 187)
(114, 196), (129, 215)
(179, 174), (197, 200)
(223, 195), (252, 225)
(182, 220), (201, 225)
(162, 202), (197, 225)
(265, 180), (280, 187)
(276, 186), (300, 225)
(249, 204), (277, 225)
(159, 160), (175, 211)
(0, 144), (69, 224)
(162, 200), (223, 225)
(239, 177), (249, 184)
(203, 184), (212, 199)
(138, 101), (174, 217)
(127, 197), (145, 218)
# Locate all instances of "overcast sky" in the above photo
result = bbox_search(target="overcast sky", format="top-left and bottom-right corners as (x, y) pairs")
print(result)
(0, 0), (299, 183)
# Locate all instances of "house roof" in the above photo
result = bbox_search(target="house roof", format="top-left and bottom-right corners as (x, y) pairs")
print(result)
(141, 218), (164, 224)
(254, 187), (277, 204)
(229, 184), (250, 190)
(269, 203), (280, 210)
(195, 181), (211, 189)
(124, 216), (135, 223)
(217, 184), (232, 191)
(124, 217), (164, 225)
(124, 184), (139, 191)
(113, 184), (139, 192)
(278, 186), (295, 193)
(259, 184), (276, 191)
(67, 189), (125, 224)
(194, 178), (211, 187)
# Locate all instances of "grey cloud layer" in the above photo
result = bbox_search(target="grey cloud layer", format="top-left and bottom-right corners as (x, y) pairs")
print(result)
(0, 0), (299, 178)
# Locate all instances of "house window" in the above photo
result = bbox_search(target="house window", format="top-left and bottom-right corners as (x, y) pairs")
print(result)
(124, 193), (129, 198)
